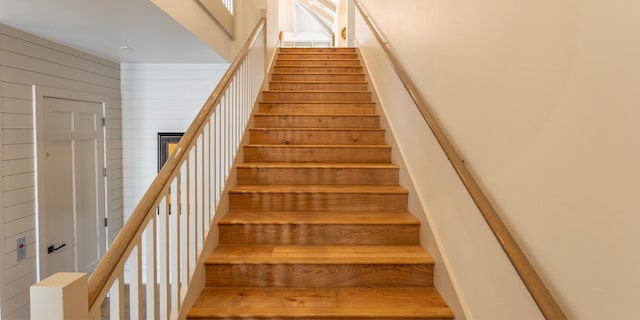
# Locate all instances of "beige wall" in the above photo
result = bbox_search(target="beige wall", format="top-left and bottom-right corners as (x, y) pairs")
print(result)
(357, 0), (640, 319)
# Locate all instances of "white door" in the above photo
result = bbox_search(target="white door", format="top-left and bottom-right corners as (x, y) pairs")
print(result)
(36, 94), (106, 279)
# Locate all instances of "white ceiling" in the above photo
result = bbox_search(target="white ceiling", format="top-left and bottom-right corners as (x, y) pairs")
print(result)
(0, 0), (227, 63)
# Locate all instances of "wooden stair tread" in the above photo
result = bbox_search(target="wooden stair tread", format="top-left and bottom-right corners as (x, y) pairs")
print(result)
(254, 114), (379, 128)
(249, 129), (386, 145)
(269, 80), (367, 84)
(206, 245), (434, 264)
(271, 75), (366, 81)
(272, 66), (363, 73)
(258, 101), (374, 105)
(264, 90), (370, 93)
(244, 145), (392, 163)
(251, 127), (383, 132)
(188, 287), (453, 319)
(273, 65), (363, 68)
(229, 185), (407, 194)
(246, 144), (390, 148)
(276, 59), (361, 64)
(273, 65), (361, 67)
(237, 162), (398, 169)
(276, 58), (361, 61)
(255, 113), (377, 117)
(271, 72), (364, 76)
(279, 47), (357, 51)
(220, 210), (419, 225)
(259, 100), (374, 104)
(278, 52), (358, 55)
(277, 54), (358, 58)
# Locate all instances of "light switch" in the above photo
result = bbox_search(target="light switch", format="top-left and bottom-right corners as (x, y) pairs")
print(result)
(17, 237), (26, 262)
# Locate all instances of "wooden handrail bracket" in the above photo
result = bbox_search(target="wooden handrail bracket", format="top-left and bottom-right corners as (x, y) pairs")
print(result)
(353, 1), (566, 319)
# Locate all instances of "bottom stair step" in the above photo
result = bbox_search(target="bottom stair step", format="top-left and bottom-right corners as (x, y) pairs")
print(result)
(187, 287), (454, 319)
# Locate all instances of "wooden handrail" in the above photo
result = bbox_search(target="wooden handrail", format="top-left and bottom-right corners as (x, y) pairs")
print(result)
(87, 18), (266, 309)
(353, 2), (566, 319)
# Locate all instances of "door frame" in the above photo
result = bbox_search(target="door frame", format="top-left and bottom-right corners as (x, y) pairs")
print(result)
(33, 85), (109, 281)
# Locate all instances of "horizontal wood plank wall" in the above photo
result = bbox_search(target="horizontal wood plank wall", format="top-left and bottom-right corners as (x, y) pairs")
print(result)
(0, 23), (123, 320)
(120, 63), (228, 222)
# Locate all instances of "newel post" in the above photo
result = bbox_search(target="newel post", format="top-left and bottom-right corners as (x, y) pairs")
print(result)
(31, 272), (89, 320)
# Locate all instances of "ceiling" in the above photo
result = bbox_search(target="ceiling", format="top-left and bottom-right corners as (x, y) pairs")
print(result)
(0, 0), (227, 63)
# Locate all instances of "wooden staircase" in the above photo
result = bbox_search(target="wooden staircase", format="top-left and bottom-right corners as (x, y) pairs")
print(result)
(187, 48), (454, 319)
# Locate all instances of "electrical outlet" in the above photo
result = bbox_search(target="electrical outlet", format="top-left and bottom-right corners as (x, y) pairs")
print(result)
(17, 237), (26, 262)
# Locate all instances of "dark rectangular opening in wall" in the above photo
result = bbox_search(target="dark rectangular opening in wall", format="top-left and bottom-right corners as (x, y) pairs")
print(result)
(158, 132), (184, 172)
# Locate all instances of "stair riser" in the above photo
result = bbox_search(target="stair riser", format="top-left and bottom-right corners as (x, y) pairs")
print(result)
(219, 224), (419, 245)
(254, 115), (379, 129)
(244, 146), (391, 163)
(276, 59), (361, 67)
(228, 192), (408, 212)
(190, 315), (451, 320)
(278, 53), (359, 60)
(206, 264), (432, 287)
(273, 66), (363, 74)
(263, 91), (371, 102)
(191, 316), (451, 320)
(279, 48), (356, 53)
(250, 129), (385, 145)
(271, 73), (365, 81)
(269, 82), (368, 91)
(237, 167), (399, 185)
(259, 102), (375, 115)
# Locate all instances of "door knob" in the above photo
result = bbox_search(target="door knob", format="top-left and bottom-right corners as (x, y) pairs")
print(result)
(47, 243), (67, 254)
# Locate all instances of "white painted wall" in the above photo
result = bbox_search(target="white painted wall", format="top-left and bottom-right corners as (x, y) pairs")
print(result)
(278, 0), (295, 33)
(0, 23), (123, 320)
(121, 63), (228, 220)
(294, 2), (329, 34)
(356, 0), (640, 319)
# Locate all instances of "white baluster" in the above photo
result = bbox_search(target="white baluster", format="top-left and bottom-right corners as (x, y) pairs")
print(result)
(170, 177), (180, 317)
(129, 243), (143, 319)
(144, 215), (157, 320)
(158, 196), (169, 319)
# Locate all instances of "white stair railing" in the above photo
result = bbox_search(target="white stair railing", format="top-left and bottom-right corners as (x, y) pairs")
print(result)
(30, 18), (266, 319)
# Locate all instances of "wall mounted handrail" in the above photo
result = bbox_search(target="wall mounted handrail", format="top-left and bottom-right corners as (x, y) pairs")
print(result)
(86, 17), (266, 314)
(353, 1), (566, 319)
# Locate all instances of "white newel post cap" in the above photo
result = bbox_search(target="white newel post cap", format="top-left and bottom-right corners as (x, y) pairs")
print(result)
(30, 272), (88, 320)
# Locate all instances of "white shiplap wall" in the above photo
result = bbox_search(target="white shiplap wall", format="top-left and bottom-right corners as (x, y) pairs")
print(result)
(121, 63), (228, 221)
(0, 23), (123, 319)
